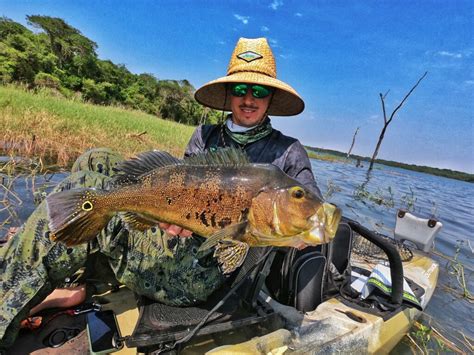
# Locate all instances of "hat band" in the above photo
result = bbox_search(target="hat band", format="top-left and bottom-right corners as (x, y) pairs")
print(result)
(227, 69), (276, 79)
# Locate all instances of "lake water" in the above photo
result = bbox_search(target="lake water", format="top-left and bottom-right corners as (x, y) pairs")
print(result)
(310, 159), (473, 350)
(1, 159), (473, 351)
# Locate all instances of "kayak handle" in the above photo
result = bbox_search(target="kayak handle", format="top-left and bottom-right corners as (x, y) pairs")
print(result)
(346, 219), (404, 306)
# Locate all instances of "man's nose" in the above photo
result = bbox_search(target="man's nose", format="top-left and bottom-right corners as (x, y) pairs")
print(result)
(243, 90), (255, 104)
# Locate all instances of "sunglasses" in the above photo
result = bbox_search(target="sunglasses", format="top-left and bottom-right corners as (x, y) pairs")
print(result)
(230, 83), (273, 99)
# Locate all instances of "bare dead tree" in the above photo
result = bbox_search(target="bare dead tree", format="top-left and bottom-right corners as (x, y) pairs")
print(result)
(347, 126), (360, 159)
(368, 72), (428, 172)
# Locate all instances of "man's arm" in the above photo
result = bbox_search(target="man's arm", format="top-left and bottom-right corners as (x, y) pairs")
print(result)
(184, 125), (205, 157)
(284, 141), (323, 200)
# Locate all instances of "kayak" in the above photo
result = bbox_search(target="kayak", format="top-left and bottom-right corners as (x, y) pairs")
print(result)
(107, 218), (439, 354)
(8, 215), (439, 354)
(206, 250), (438, 354)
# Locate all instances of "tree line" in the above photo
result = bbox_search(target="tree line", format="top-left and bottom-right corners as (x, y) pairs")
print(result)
(306, 146), (474, 183)
(0, 15), (221, 125)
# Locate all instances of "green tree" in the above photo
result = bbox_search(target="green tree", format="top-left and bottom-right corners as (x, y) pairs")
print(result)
(27, 15), (97, 68)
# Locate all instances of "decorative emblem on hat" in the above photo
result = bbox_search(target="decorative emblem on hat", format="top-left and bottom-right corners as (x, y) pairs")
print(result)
(237, 51), (263, 62)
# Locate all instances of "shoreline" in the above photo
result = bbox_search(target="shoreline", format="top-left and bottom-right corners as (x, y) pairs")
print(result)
(2, 85), (472, 182)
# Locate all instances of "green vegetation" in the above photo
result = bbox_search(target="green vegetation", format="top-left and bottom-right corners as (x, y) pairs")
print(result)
(306, 146), (474, 183)
(0, 15), (221, 125)
(1, 85), (195, 167)
(1, 15), (471, 182)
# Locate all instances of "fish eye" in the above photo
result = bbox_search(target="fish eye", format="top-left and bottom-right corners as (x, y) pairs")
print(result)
(291, 187), (305, 199)
(82, 201), (93, 211)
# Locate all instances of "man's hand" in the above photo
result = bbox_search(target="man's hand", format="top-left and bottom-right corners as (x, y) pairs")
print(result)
(158, 223), (193, 237)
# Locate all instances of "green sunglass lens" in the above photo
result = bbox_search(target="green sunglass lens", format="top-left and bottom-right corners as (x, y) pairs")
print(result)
(251, 85), (271, 98)
(231, 84), (272, 98)
(231, 84), (248, 97)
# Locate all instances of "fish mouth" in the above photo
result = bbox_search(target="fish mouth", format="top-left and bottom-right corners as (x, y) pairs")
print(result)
(303, 203), (342, 245)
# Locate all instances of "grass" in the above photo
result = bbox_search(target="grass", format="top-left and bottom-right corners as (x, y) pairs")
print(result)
(405, 317), (473, 354)
(0, 85), (195, 169)
(306, 149), (346, 163)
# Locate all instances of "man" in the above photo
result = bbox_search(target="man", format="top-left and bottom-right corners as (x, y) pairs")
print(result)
(0, 37), (320, 348)
(161, 37), (321, 237)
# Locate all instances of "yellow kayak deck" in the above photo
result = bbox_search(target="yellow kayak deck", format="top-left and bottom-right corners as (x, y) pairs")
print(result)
(207, 252), (438, 354)
(15, 250), (437, 354)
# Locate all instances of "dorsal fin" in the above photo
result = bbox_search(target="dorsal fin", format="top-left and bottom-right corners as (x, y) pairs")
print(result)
(184, 147), (249, 167)
(112, 150), (182, 185)
(112, 148), (250, 186)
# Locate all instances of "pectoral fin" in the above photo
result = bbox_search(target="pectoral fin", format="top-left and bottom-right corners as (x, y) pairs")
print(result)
(214, 240), (249, 274)
(120, 212), (159, 231)
(198, 222), (247, 251)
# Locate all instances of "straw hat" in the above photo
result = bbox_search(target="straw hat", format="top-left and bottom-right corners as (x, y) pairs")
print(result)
(194, 37), (305, 116)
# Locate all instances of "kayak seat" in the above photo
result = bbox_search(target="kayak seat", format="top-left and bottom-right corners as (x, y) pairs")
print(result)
(266, 244), (328, 313)
(125, 247), (283, 352)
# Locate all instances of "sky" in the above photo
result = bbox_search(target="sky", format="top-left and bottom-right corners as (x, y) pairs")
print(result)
(2, 0), (473, 173)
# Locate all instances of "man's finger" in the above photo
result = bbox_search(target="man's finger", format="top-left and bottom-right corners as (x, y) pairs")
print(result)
(158, 222), (170, 230)
(179, 229), (193, 237)
(167, 225), (182, 236)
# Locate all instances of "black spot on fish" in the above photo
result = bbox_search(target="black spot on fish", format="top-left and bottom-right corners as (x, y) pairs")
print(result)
(144, 282), (151, 288)
(218, 217), (232, 228)
(67, 248), (73, 255)
(213, 198), (218, 203)
(195, 212), (199, 220)
(151, 227), (157, 233)
(167, 197), (172, 205)
(200, 212), (209, 227)
(210, 214), (217, 228)
(186, 213), (191, 220)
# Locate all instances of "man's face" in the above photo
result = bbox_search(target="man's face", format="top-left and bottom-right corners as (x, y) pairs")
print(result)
(230, 83), (272, 127)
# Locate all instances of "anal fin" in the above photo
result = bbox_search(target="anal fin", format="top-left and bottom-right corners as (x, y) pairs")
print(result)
(214, 240), (249, 274)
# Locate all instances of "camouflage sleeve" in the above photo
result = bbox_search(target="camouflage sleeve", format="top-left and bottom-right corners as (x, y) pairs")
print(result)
(0, 171), (103, 348)
(284, 141), (323, 200)
(97, 217), (225, 306)
(0, 148), (123, 348)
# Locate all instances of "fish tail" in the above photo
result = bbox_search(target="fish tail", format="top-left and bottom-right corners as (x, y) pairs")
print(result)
(46, 188), (111, 246)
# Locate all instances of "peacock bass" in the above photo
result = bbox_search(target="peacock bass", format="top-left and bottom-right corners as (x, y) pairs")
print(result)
(46, 148), (341, 273)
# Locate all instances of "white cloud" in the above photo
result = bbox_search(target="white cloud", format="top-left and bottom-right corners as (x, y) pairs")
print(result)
(295, 12), (303, 17)
(269, 0), (283, 10)
(233, 14), (249, 25)
(218, 40), (226, 45)
(437, 51), (462, 59)
(464, 80), (474, 85)
(261, 25), (269, 32)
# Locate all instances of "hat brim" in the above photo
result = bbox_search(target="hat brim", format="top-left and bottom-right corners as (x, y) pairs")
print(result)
(194, 72), (305, 116)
